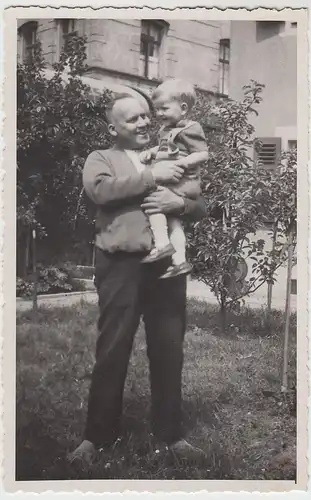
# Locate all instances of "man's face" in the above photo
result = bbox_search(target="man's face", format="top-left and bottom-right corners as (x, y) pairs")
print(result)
(109, 97), (150, 149)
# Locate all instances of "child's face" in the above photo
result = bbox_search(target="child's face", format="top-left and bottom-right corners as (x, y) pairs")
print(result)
(153, 92), (187, 127)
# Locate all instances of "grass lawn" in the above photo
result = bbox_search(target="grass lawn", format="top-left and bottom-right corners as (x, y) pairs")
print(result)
(16, 298), (296, 481)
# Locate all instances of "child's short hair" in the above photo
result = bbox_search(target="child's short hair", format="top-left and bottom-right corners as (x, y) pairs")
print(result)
(152, 79), (197, 110)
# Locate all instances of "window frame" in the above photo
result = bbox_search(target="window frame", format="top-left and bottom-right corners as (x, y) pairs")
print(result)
(254, 137), (282, 169)
(288, 139), (297, 151)
(140, 20), (164, 79)
(56, 18), (76, 60)
(18, 21), (38, 62)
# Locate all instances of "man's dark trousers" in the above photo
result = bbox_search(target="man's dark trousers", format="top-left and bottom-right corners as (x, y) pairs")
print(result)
(84, 247), (187, 448)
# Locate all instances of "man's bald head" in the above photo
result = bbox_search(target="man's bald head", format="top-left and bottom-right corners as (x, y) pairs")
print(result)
(106, 94), (151, 149)
(106, 94), (134, 124)
(106, 94), (149, 125)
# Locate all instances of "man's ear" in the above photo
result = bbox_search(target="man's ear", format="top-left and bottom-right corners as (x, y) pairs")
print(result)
(108, 123), (117, 137)
(181, 102), (189, 116)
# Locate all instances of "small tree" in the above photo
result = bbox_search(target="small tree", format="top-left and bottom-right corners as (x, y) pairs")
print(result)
(17, 34), (112, 273)
(188, 82), (286, 327)
(263, 148), (297, 312)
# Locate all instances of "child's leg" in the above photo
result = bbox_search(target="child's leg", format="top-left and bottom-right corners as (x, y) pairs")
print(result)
(149, 213), (170, 249)
(168, 218), (186, 266)
(141, 213), (174, 263)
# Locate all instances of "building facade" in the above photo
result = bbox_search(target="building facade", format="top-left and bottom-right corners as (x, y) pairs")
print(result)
(17, 18), (230, 98)
(17, 18), (297, 164)
(229, 20), (297, 166)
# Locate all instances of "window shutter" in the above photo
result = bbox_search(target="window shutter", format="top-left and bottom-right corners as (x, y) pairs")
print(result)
(254, 137), (282, 169)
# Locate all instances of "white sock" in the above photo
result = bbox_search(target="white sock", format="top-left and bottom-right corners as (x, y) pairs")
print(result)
(168, 218), (186, 266)
(148, 213), (170, 249)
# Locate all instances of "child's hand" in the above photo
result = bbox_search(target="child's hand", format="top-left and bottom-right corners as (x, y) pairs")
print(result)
(140, 150), (153, 164)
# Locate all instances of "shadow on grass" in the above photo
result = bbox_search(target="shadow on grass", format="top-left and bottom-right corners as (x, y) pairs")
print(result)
(16, 416), (65, 480)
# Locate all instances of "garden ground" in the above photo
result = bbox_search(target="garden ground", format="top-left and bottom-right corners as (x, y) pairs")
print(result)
(16, 299), (296, 480)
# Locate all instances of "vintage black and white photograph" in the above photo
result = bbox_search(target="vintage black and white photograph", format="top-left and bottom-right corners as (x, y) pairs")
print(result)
(5, 7), (308, 491)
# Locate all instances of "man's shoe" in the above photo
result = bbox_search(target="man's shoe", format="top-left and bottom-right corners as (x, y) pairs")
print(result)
(160, 262), (192, 279)
(169, 439), (207, 461)
(67, 440), (98, 467)
(141, 243), (175, 263)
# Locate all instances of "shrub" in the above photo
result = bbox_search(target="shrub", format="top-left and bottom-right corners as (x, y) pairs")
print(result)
(17, 33), (112, 271)
(16, 277), (33, 298)
(16, 263), (86, 297)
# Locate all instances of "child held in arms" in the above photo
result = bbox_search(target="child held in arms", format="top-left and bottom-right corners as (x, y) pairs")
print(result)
(139, 78), (209, 279)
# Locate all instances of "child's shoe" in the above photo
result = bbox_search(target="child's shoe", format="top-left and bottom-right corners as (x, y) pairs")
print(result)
(141, 243), (175, 263)
(160, 262), (192, 279)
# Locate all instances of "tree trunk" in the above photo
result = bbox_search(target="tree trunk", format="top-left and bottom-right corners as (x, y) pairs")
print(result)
(267, 222), (278, 312)
(32, 227), (38, 316)
(281, 228), (294, 393)
(24, 226), (31, 276)
(92, 243), (96, 267)
(219, 292), (227, 333)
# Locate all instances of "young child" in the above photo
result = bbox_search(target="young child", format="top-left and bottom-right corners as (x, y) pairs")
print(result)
(139, 78), (209, 279)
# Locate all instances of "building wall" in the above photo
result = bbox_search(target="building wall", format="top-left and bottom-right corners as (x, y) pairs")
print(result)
(229, 20), (297, 148)
(17, 18), (227, 97)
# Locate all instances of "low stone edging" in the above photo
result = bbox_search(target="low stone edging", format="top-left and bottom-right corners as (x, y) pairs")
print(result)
(16, 290), (96, 302)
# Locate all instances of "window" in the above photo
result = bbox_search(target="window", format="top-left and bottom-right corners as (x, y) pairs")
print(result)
(288, 139), (297, 150)
(219, 38), (230, 95)
(256, 21), (285, 41)
(291, 22), (297, 28)
(139, 20), (164, 79)
(56, 19), (76, 59)
(18, 21), (38, 62)
(254, 137), (282, 169)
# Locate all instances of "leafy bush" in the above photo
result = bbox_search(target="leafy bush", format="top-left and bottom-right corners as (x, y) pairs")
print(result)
(72, 265), (95, 280)
(36, 265), (73, 294)
(187, 82), (297, 322)
(16, 277), (33, 298)
(16, 264), (86, 297)
(17, 33), (112, 271)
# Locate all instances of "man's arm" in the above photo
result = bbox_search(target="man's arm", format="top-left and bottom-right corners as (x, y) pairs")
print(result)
(83, 150), (156, 206)
(83, 151), (185, 207)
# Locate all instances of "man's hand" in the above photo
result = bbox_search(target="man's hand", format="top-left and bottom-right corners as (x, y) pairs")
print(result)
(139, 150), (153, 164)
(151, 160), (185, 184)
(174, 157), (189, 169)
(141, 186), (185, 215)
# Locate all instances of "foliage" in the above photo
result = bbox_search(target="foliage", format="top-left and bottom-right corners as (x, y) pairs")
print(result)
(17, 38), (297, 314)
(16, 263), (86, 297)
(187, 82), (297, 318)
(16, 277), (33, 298)
(17, 33), (112, 273)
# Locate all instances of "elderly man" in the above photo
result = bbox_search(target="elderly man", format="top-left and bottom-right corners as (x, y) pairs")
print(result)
(69, 92), (206, 465)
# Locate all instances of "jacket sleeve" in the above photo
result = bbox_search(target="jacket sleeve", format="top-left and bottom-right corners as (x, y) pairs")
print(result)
(179, 122), (208, 154)
(83, 150), (156, 206)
